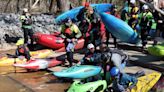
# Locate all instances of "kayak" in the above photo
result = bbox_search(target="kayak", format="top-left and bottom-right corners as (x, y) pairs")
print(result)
(99, 13), (139, 43)
(53, 65), (102, 79)
(67, 80), (107, 92)
(13, 58), (62, 70)
(30, 49), (52, 58)
(131, 72), (161, 92)
(148, 44), (164, 57)
(55, 3), (113, 24)
(33, 33), (64, 49)
(33, 33), (84, 51)
(0, 49), (52, 66)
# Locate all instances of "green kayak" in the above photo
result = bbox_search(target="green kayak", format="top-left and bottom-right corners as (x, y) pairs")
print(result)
(67, 80), (107, 92)
(148, 44), (164, 56)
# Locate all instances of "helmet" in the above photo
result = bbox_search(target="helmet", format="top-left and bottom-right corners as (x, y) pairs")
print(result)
(87, 43), (94, 49)
(110, 67), (120, 77)
(84, 2), (90, 7)
(142, 4), (149, 10)
(23, 8), (28, 13)
(130, 0), (136, 4)
(16, 39), (24, 46)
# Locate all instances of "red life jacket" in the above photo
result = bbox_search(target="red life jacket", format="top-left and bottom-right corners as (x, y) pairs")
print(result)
(18, 46), (29, 54)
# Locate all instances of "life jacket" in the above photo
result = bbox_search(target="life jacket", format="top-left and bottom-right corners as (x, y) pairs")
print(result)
(139, 12), (153, 28)
(18, 46), (29, 54)
(20, 15), (32, 26)
(64, 24), (81, 39)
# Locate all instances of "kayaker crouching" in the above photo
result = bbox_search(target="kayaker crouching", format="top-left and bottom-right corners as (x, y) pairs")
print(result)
(60, 18), (82, 67)
(110, 67), (138, 92)
(15, 39), (31, 61)
(80, 43), (101, 66)
(98, 43), (128, 80)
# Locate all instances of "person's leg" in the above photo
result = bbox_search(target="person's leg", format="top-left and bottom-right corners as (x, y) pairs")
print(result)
(111, 34), (117, 48)
(67, 52), (73, 67)
(28, 28), (34, 46)
(141, 28), (147, 48)
(23, 28), (29, 44)
(111, 53), (123, 72)
(106, 30), (110, 47)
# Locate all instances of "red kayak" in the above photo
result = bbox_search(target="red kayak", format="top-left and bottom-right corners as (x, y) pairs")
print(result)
(13, 58), (62, 70)
(33, 32), (65, 49)
(33, 32), (85, 51)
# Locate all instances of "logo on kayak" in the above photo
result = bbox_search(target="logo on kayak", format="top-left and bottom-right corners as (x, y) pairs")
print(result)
(84, 69), (94, 72)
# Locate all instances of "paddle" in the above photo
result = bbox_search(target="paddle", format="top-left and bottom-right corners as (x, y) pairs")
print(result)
(6, 54), (18, 73)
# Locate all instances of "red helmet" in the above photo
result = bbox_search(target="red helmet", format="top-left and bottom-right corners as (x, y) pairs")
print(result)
(65, 28), (71, 35)
(84, 2), (90, 7)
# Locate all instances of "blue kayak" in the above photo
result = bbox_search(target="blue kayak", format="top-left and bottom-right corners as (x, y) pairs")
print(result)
(53, 65), (102, 79)
(55, 3), (113, 24)
(100, 13), (139, 43)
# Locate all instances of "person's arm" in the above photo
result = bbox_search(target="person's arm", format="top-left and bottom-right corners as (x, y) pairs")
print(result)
(60, 25), (66, 39)
(127, 75), (138, 90)
(15, 48), (20, 56)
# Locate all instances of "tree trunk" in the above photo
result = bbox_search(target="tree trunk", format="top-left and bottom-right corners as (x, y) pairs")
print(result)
(56, 0), (70, 12)
(49, 0), (54, 13)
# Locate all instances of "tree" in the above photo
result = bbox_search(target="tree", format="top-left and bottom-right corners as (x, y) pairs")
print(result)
(56, 0), (70, 12)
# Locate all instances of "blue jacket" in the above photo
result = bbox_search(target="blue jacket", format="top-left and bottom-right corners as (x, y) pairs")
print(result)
(113, 73), (138, 92)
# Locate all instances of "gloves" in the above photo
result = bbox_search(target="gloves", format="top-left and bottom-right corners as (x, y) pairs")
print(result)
(18, 56), (25, 60)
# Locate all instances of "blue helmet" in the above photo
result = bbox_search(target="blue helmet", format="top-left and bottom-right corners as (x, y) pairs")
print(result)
(110, 67), (120, 77)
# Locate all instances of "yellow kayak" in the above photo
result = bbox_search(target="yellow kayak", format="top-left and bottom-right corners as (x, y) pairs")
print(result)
(0, 49), (52, 66)
(131, 72), (161, 92)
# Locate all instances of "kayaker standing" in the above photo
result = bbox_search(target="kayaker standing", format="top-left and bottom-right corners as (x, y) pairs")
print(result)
(15, 39), (31, 61)
(60, 18), (82, 67)
(128, 0), (139, 31)
(106, 5), (120, 48)
(153, 1), (164, 45)
(139, 5), (154, 49)
(85, 6), (101, 48)
(20, 8), (34, 46)
(76, 2), (91, 47)
(77, 2), (101, 48)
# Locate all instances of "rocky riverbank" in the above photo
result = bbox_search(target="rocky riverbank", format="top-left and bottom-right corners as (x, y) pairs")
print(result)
(0, 13), (58, 50)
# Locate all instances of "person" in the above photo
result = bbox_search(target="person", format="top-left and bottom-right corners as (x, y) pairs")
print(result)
(97, 43), (128, 80)
(60, 18), (82, 67)
(80, 43), (101, 65)
(76, 2), (91, 47)
(77, 2), (101, 48)
(139, 5), (154, 49)
(106, 5), (120, 48)
(15, 39), (31, 61)
(110, 67), (138, 92)
(128, 0), (139, 31)
(20, 8), (34, 46)
(153, 1), (164, 45)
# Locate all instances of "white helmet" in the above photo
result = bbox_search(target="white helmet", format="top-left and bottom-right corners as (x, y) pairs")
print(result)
(130, 0), (136, 4)
(23, 8), (28, 12)
(142, 4), (149, 10)
(87, 43), (94, 49)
